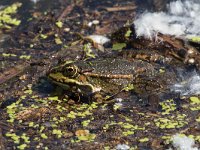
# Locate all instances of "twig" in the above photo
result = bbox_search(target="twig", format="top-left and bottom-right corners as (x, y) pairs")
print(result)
(57, 4), (75, 21)
(104, 6), (137, 12)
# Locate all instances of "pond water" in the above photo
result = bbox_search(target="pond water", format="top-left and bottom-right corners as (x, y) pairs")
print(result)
(0, 1), (200, 150)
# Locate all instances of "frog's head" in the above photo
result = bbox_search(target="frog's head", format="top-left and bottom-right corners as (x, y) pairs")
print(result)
(47, 61), (101, 94)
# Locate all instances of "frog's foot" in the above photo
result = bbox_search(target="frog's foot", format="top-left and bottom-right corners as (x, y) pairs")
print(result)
(91, 93), (104, 103)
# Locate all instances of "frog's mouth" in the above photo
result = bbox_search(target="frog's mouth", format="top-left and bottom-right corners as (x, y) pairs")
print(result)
(48, 72), (101, 94)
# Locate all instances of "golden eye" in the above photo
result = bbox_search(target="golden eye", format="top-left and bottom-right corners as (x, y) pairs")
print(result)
(64, 65), (78, 77)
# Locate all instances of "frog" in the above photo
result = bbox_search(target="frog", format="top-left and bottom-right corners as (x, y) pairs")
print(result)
(47, 58), (172, 101)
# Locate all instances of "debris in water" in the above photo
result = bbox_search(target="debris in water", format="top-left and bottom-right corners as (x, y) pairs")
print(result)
(172, 134), (199, 150)
(116, 144), (130, 150)
(172, 72), (200, 96)
(134, 0), (200, 39)
(87, 35), (110, 45)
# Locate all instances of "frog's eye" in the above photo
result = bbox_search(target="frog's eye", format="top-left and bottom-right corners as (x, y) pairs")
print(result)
(64, 66), (78, 77)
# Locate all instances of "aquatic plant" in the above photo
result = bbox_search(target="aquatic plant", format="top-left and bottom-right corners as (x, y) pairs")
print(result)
(0, 2), (22, 29)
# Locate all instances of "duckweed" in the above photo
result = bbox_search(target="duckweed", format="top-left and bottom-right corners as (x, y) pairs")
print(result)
(160, 99), (176, 115)
(82, 120), (91, 127)
(24, 89), (33, 94)
(55, 37), (63, 44)
(154, 114), (187, 129)
(20, 133), (30, 143)
(162, 135), (172, 144)
(189, 36), (200, 43)
(139, 137), (149, 142)
(83, 43), (95, 59)
(0, 3), (21, 29)
(123, 130), (134, 136)
(28, 122), (34, 127)
(41, 133), (48, 139)
(104, 146), (110, 150)
(2, 53), (17, 57)
(5, 132), (20, 144)
(40, 34), (48, 39)
(123, 84), (134, 91)
(75, 130), (96, 142)
(103, 121), (144, 137)
(189, 96), (200, 111)
(6, 101), (20, 123)
(125, 28), (132, 38)
(17, 144), (27, 150)
(48, 96), (59, 101)
(39, 126), (45, 132)
(112, 43), (126, 51)
(67, 111), (77, 119)
(77, 133), (96, 142)
(190, 97), (200, 104)
(56, 21), (63, 28)
(52, 129), (62, 138)
(113, 103), (122, 110)
(2, 78), (199, 148)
